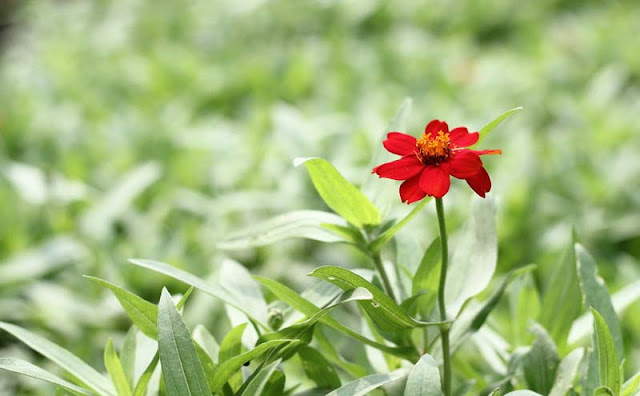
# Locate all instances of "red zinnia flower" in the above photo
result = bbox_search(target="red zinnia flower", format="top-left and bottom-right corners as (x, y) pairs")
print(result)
(372, 119), (501, 203)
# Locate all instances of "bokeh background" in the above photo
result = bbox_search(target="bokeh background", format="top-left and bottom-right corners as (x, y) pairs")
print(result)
(1, 0), (639, 394)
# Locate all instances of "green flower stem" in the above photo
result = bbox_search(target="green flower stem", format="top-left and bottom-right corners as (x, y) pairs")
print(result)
(435, 198), (451, 396)
(371, 252), (397, 302)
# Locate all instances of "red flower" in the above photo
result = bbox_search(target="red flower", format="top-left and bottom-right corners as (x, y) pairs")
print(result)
(372, 119), (501, 203)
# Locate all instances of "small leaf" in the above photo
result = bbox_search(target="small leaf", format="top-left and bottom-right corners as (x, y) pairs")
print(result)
(325, 370), (407, 396)
(217, 210), (349, 249)
(412, 237), (441, 296)
(522, 324), (560, 395)
(120, 327), (137, 390)
(404, 354), (442, 396)
(0, 321), (115, 395)
(298, 346), (341, 389)
(157, 288), (210, 396)
(548, 348), (584, 396)
(368, 197), (432, 254)
(254, 276), (418, 360)
(104, 339), (132, 396)
(592, 308), (621, 395)
(238, 359), (282, 396)
(622, 370), (640, 396)
(218, 323), (247, 364)
(129, 259), (268, 328)
(472, 107), (523, 148)
(295, 157), (381, 228)
(0, 357), (93, 395)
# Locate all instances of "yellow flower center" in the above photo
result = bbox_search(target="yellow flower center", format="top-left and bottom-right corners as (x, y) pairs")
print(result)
(416, 131), (452, 165)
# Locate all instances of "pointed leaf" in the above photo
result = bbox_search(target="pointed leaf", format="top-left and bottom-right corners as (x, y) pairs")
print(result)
(294, 157), (381, 228)
(412, 237), (441, 296)
(218, 323), (247, 364)
(592, 308), (621, 395)
(472, 107), (523, 148)
(622, 371), (640, 396)
(404, 354), (442, 396)
(157, 289), (210, 396)
(104, 339), (132, 396)
(0, 357), (93, 395)
(522, 324), (560, 395)
(548, 348), (584, 396)
(0, 321), (115, 395)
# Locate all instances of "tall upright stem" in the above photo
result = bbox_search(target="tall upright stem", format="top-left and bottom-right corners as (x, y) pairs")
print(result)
(435, 198), (451, 396)
(371, 252), (397, 302)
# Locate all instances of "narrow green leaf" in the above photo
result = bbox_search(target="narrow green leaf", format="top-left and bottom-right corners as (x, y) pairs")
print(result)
(0, 321), (115, 395)
(157, 288), (210, 396)
(298, 346), (341, 389)
(262, 369), (286, 396)
(253, 275), (418, 360)
(548, 348), (584, 396)
(404, 354), (442, 396)
(104, 339), (132, 396)
(85, 276), (158, 339)
(445, 196), (497, 317)
(412, 237), (441, 296)
(325, 369), (407, 396)
(218, 323), (247, 364)
(309, 266), (447, 328)
(0, 357), (93, 395)
(576, 244), (623, 356)
(129, 259), (268, 328)
(622, 371), (640, 396)
(210, 339), (293, 392)
(239, 359), (282, 396)
(132, 352), (158, 396)
(368, 197), (432, 254)
(539, 242), (581, 348)
(522, 324), (560, 395)
(120, 327), (137, 391)
(472, 107), (523, 148)
(314, 327), (368, 378)
(217, 210), (348, 249)
(294, 157), (381, 228)
(592, 308), (621, 395)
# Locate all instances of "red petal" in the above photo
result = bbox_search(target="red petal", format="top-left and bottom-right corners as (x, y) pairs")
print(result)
(466, 167), (492, 197)
(424, 119), (449, 136)
(372, 155), (424, 180)
(383, 132), (417, 156)
(449, 150), (483, 179)
(468, 149), (502, 156)
(419, 164), (451, 198)
(399, 173), (427, 204)
(449, 127), (479, 147)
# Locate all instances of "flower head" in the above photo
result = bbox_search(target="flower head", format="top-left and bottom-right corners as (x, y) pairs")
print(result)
(372, 119), (501, 203)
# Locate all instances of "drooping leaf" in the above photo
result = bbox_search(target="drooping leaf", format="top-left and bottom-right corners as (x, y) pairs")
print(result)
(445, 196), (497, 317)
(294, 157), (381, 228)
(0, 321), (115, 395)
(325, 370), (407, 396)
(0, 357), (93, 395)
(403, 354), (442, 396)
(592, 308), (621, 395)
(522, 324), (560, 395)
(217, 210), (349, 249)
(548, 348), (584, 396)
(298, 346), (341, 390)
(104, 339), (132, 396)
(254, 275), (418, 360)
(157, 288), (210, 396)
(575, 244), (623, 356)
(129, 258), (268, 328)
(472, 107), (523, 148)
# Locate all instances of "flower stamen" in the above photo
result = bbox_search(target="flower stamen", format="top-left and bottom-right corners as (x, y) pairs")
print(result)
(416, 131), (452, 165)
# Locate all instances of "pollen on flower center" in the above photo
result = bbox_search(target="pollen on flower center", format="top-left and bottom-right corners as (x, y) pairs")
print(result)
(415, 131), (452, 165)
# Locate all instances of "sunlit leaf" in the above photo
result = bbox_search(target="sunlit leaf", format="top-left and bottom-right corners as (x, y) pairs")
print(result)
(0, 357), (93, 395)
(104, 339), (132, 396)
(403, 354), (441, 396)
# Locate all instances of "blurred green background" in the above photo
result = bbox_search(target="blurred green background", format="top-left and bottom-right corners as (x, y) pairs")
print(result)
(1, 0), (639, 394)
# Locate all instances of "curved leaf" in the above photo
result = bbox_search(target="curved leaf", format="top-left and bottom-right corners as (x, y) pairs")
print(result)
(592, 308), (621, 395)
(0, 357), (93, 395)
(472, 107), (523, 148)
(104, 339), (132, 396)
(404, 354), (442, 396)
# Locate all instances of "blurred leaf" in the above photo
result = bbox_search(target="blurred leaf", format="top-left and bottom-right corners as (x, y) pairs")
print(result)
(254, 276), (417, 360)
(210, 340), (293, 393)
(120, 327), (137, 391)
(522, 323), (560, 395)
(194, 342), (217, 392)
(622, 371), (640, 396)
(218, 323), (247, 364)
(591, 308), (621, 395)
(298, 346), (341, 389)
(324, 370), (407, 396)
(510, 272), (540, 346)
(238, 359), (282, 396)
(0, 357), (93, 395)
(472, 107), (523, 148)
(403, 354), (442, 396)
(132, 353), (158, 396)
(262, 370), (286, 396)
(313, 327), (367, 378)
(104, 339), (132, 396)
(575, 244), (623, 356)
(193, 324), (220, 364)
(129, 259), (268, 328)
(445, 196), (497, 317)
(368, 197), (432, 254)
(294, 157), (381, 228)
(0, 321), (115, 395)
(412, 236), (441, 297)
(539, 242), (581, 349)
(218, 258), (268, 332)
(217, 210), (349, 249)
(594, 387), (615, 395)
(548, 348), (584, 396)
(503, 392), (544, 396)
(157, 288), (209, 396)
